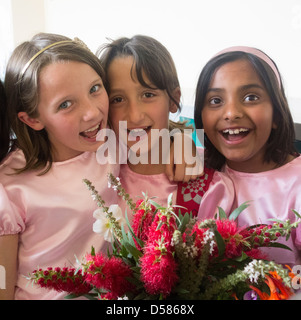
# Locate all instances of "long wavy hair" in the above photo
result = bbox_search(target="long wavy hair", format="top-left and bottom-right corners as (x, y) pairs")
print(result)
(4, 33), (105, 174)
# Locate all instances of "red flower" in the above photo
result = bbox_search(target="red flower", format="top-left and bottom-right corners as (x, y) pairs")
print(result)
(31, 267), (91, 295)
(139, 209), (178, 297)
(132, 209), (154, 249)
(140, 251), (178, 296)
(192, 219), (245, 258)
(84, 253), (134, 298)
(215, 219), (239, 238)
(244, 248), (268, 260)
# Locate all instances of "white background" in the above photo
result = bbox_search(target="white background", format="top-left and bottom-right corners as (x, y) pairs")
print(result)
(1, 0), (301, 122)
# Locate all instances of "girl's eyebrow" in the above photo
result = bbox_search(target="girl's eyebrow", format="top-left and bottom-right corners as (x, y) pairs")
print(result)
(207, 83), (265, 93)
(239, 83), (265, 91)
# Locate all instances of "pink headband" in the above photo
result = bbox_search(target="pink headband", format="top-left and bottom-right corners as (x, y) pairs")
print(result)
(214, 46), (281, 87)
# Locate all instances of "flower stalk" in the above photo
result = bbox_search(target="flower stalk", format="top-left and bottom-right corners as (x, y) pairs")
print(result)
(83, 178), (122, 241)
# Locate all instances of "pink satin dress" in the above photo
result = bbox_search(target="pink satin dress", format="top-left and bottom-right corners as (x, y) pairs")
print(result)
(223, 156), (301, 265)
(0, 149), (119, 299)
(117, 164), (178, 218)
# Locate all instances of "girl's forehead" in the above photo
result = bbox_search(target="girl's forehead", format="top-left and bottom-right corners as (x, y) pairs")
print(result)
(109, 56), (153, 87)
(210, 59), (263, 87)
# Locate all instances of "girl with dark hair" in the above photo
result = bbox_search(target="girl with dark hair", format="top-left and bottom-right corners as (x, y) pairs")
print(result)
(97, 35), (234, 217)
(195, 46), (301, 265)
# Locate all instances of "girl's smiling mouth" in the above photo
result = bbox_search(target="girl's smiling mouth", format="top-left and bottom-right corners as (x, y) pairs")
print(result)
(80, 122), (102, 140)
(220, 127), (250, 142)
(127, 126), (151, 141)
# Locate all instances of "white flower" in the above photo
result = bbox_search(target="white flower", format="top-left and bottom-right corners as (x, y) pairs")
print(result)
(92, 204), (125, 242)
(243, 260), (266, 283)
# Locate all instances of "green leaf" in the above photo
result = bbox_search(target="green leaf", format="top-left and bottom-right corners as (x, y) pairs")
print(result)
(217, 207), (227, 220)
(292, 209), (301, 220)
(122, 241), (143, 262)
(121, 224), (129, 242)
(173, 286), (190, 294)
(90, 246), (95, 256)
(178, 212), (191, 233)
(214, 229), (225, 257)
(233, 251), (249, 262)
(83, 293), (99, 300)
(64, 293), (83, 299)
(167, 192), (173, 206)
(229, 201), (251, 221)
(125, 211), (144, 248)
(127, 229), (138, 248)
(133, 291), (149, 300)
(266, 242), (292, 251)
(148, 199), (163, 209)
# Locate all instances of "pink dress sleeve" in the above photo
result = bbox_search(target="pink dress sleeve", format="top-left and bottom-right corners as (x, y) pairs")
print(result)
(0, 184), (25, 236)
(197, 170), (235, 220)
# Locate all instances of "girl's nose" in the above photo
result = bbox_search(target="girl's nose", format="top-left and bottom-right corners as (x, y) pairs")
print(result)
(82, 99), (100, 122)
(127, 100), (144, 124)
(223, 100), (244, 121)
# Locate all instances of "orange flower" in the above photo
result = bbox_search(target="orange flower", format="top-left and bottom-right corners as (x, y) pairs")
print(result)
(249, 272), (294, 300)
(284, 265), (296, 279)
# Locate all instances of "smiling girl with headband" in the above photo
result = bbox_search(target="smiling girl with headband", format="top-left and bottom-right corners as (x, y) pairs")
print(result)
(195, 46), (301, 265)
(0, 33), (120, 300)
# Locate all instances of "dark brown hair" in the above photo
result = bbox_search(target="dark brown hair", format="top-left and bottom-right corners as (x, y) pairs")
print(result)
(194, 51), (296, 170)
(97, 35), (181, 110)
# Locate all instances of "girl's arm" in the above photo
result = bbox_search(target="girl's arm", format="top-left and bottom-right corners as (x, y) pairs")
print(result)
(0, 234), (18, 300)
(166, 131), (204, 182)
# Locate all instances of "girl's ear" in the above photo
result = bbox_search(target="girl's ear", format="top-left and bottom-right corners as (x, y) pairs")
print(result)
(169, 87), (181, 114)
(18, 112), (45, 131)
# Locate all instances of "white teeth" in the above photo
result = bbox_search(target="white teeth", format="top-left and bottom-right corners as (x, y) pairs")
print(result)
(130, 128), (145, 133)
(84, 124), (100, 132)
(223, 128), (249, 135)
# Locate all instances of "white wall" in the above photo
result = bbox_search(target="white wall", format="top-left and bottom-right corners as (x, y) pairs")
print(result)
(1, 0), (301, 122)
(0, 0), (14, 80)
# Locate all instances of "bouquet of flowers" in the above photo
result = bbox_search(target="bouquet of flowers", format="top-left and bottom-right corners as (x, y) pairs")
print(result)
(28, 174), (300, 300)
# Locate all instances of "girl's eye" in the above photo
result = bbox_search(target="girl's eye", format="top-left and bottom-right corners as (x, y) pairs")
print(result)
(143, 92), (155, 98)
(90, 84), (101, 94)
(244, 94), (259, 102)
(110, 96), (123, 104)
(209, 97), (222, 105)
(59, 100), (72, 110)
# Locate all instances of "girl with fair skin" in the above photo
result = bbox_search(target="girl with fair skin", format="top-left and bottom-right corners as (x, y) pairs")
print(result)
(0, 33), (117, 300)
(195, 47), (301, 265)
(0, 33), (193, 300)
(98, 36), (186, 212)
